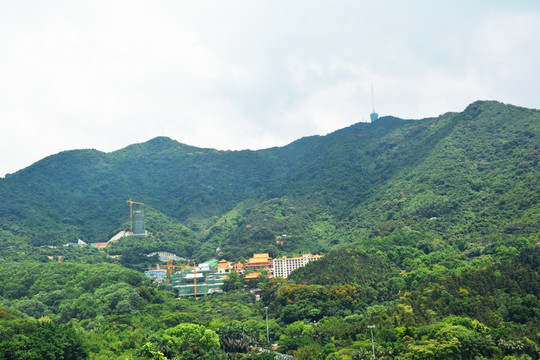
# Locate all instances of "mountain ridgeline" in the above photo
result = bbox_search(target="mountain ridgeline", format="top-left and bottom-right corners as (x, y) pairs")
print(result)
(0, 101), (538, 260)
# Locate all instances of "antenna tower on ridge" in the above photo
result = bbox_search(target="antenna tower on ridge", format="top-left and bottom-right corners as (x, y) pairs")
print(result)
(370, 84), (379, 122)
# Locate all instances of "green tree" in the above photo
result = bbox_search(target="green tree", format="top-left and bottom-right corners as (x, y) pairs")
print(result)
(222, 271), (245, 292)
(0, 318), (88, 360)
(159, 323), (220, 359)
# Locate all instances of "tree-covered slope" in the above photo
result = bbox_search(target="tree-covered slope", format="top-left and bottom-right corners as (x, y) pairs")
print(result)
(343, 101), (539, 246)
(269, 233), (540, 359)
(0, 100), (539, 359)
(0, 101), (538, 260)
(199, 101), (539, 258)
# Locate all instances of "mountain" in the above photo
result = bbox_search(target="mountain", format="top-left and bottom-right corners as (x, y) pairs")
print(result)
(0, 101), (538, 260)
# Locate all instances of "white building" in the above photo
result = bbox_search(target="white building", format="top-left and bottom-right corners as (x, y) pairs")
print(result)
(144, 269), (167, 283)
(146, 252), (183, 262)
(273, 253), (324, 278)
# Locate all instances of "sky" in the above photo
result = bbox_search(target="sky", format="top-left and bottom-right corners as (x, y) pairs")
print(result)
(1, 1), (539, 177)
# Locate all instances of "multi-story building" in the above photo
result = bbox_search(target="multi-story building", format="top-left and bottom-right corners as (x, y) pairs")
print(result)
(245, 253), (273, 272)
(198, 259), (219, 272)
(169, 259), (223, 297)
(273, 253), (324, 278)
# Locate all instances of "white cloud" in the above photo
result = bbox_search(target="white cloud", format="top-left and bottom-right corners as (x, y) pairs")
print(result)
(0, 1), (539, 176)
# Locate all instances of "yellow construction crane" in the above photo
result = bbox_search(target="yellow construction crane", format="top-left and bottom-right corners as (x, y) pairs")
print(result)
(163, 259), (199, 294)
(183, 261), (199, 295)
(162, 259), (185, 284)
(126, 198), (144, 233)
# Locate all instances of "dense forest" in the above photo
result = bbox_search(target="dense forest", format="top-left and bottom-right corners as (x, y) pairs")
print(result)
(0, 100), (539, 359)
(0, 234), (538, 359)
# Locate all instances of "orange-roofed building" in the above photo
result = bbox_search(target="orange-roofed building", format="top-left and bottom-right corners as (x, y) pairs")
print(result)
(245, 253), (273, 272)
(217, 259), (234, 274)
(234, 262), (245, 274)
(244, 272), (262, 280)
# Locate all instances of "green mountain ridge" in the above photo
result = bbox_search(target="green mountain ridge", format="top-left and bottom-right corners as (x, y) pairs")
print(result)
(0, 100), (538, 261)
(1, 100), (539, 359)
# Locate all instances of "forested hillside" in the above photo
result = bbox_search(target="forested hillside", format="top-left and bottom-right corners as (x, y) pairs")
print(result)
(0, 100), (539, 359)
(0, 100), (537, 261)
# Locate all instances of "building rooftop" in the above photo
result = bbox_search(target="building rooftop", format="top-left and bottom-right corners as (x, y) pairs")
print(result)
(200, 259), (219, 267)
(246, 253), (272, 266)
(275, 253), (324, 261)
(244, 272), (262, 280)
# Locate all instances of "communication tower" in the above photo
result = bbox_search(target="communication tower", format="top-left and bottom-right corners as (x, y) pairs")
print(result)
(370, 84), (379, 122)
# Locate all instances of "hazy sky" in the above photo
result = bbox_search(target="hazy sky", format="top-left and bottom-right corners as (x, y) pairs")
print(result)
(1, 1), (539, 177)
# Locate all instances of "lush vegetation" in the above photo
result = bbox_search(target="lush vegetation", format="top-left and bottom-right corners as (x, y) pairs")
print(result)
(1, 101), (537, 260)
(0, 232), (538, 359)
(0, 100), (538, 358)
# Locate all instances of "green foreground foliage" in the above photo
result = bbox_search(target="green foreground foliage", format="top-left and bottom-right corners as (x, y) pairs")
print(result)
(0, 232), (538, 359)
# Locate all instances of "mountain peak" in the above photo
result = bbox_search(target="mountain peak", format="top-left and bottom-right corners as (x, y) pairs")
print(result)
(463, 100), (505, 117)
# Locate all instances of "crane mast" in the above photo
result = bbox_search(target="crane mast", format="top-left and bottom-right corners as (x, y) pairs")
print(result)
(126, 198), (144, 233)
(164, 259), (199, 295)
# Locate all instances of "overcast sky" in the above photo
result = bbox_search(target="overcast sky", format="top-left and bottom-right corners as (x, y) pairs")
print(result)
(1, 1), (539, 177)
